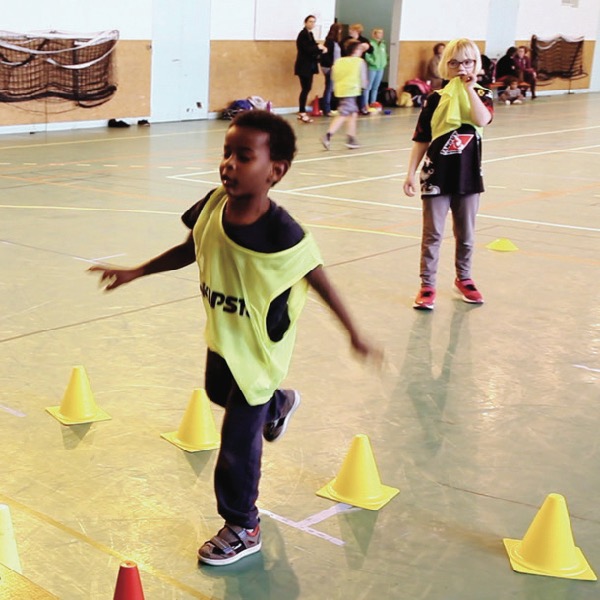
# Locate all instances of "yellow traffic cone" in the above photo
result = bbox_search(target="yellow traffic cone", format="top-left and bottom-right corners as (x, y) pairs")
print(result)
(161, 389), (220, 452)
(0, 504), (22, 573)
(503, 493), (597, 580)
(486, 238), (519, 252)
(46, 366), (111, 425)
(316, 434), (399, 510)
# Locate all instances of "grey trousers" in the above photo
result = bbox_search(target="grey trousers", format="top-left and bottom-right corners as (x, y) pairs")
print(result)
(419, 193), (480, 287)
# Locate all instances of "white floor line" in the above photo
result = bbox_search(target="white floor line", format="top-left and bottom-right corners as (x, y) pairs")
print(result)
(484, 144), (600, 164)
(2, 192), (597, 233)
(475, 213), (600, 232)
(259, 507), (347, 546)
(0, 405), (26, 417)
(485, 124), (600, 143)
(295, 503), (360, 528)
(86, 253), (126, 262)
(294, 185), (600, 233)
(275, 189), (600, 232)
(573, 364), (600, 373)
(289, 172), (404, 192)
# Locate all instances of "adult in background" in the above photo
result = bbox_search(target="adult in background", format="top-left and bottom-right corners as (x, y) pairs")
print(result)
(294, 15), (327, 123)
(513, 45), (537, 99)
(364, 28), (388, 106)
(477, 54), (494, 87)
(341, 23), (373, 56)
(426, 43), (446, 90)
(321, 23), (344, 116)
(495, 46), (518, 83)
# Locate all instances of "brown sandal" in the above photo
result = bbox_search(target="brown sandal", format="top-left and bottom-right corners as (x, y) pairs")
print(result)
(198, 523), (262, 566)
(297, 113), (313, 123)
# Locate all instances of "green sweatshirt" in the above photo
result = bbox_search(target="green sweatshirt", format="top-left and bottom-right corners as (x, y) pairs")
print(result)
(365, 39), (388, 70)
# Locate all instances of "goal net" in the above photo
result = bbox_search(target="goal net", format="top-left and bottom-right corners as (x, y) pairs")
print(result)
(530, 34), (586, 83)
(0, 30), (119, 107)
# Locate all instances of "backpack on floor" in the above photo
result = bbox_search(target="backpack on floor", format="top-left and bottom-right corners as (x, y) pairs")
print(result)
(398, 91), (414, 108)
(378, 87), (398, 107)
(403, 78), (433, 107)
(221, 99), (253, 120)
(247, 95), (268, 110)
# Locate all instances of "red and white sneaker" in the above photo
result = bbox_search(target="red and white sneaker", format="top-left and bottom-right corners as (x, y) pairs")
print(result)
(454, 278), (484, 304)
(413, 286), (436, 310)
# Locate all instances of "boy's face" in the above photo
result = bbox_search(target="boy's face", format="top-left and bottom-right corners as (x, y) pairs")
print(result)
(220, 125), (286, 202)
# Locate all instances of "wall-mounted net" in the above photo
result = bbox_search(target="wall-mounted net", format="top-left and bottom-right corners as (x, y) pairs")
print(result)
(530, 34), (586, 84)
(0, 30), (119, 107)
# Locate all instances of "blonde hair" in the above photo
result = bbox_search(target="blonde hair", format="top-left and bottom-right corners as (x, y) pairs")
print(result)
(438, 38), (482, 80)
(371, 28), (384, 37)
(349, 23), (363, 33)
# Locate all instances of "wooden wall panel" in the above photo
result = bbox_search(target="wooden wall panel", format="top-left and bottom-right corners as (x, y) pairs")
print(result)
(0, 40), (151, 126)
(210, 40), (308, 113)
(0, 36), (595, 126)
(394, 40), (595, 95)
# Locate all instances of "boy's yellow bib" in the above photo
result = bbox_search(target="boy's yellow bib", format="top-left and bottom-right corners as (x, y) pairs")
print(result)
(192, 187), (323, 405)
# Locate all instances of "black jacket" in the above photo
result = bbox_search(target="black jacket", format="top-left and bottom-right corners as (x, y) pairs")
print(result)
(495, 54), (517, 80)
(294, 28), (322, 76)
(340, 35), (373, 56)
(320, 38), (338, 69)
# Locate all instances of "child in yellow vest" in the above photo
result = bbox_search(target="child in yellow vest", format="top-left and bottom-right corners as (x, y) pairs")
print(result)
(321, 39), (369, 150)
(90, 110), (381, 566)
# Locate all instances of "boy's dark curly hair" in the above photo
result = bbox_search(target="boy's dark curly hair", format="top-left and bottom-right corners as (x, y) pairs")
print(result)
(230, 110), (297, 163)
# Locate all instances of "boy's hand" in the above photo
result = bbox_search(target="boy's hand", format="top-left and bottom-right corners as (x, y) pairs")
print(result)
(88, 265), (143, 291)
(350, 333), (385, 368)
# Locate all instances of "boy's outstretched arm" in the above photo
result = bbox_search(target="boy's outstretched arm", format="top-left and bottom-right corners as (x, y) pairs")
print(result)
(306, 266), (382, 361)
(89, 232), (196, 291)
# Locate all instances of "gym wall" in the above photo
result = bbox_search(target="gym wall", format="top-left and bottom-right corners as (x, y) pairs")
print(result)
(0, 0), (598, 130)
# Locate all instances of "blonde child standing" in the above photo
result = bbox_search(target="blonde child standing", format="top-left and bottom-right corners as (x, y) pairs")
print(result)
(403, 39), (493, 310)
(321, 40), (369, 150)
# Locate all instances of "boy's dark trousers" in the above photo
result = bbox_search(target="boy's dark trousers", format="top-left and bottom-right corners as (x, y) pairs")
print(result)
(204, 349), (289, 529)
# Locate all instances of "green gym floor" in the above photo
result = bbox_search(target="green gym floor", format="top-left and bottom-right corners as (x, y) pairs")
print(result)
(0, 91), (599, 599)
